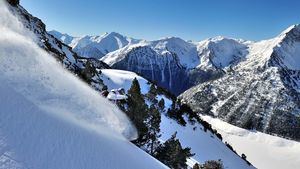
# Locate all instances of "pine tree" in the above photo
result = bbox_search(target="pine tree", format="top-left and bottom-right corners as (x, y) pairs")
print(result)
(146, 104), (162, 155)
(147, 84), (158, 104)
(158, 98), (165, 111)
(127, 78), (149, 146)
(202, 160), (224, 169)
(192, 163), (200, 169)
(155, 132), (194, 169)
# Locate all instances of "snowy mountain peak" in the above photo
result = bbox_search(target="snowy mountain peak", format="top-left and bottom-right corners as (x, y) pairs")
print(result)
(279, 24), (300, 37)
(265, 24), (300, 70)
(102, 31), (125, 38)
(49, 30), (141, 59)
(48, 30), (74, 45)
(197, 36), (249, 70)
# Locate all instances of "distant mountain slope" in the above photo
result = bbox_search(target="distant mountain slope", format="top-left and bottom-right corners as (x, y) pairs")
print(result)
(0, 1), (168, 168)
(100, 36), (248, 95)
(180, 25), (300, 141)
(49, 30), (140, 59)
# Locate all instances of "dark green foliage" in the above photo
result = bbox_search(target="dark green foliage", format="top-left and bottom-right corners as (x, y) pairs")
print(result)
(158, 98), (165, 111)
(193, 163), (200, 169)
(146, 104), (162, 154)
(241, 154), (247, 160)
(166, 101), (187, 126)
(225, 142), (237, 154)
(127, 78), (149, 146)
(155, 132), (194, 169)
(202, 160), (224, 169)
(147, 84), (158, 103)
(241, 153), (252, 166)
(79, 60), (96, 84)
(167, 108), (187, 126)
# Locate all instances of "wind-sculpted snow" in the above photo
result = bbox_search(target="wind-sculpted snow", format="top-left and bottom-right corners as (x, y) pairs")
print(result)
(0, 2), (170, 168)
(0, 0), (136, 140)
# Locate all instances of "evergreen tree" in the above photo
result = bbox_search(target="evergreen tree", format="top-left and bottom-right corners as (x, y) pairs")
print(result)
(127, 78), (149, 146)
(146, 104), (162, 154)
(155, 132), (194, 169)
(147, 84), (158, 104)
(193, 163), (200, 169)
(158, 98), (165, 111)
(202, 160), (224, 169)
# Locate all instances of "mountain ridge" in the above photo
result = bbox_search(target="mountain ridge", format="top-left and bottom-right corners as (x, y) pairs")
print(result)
(180, 24), (300, 141)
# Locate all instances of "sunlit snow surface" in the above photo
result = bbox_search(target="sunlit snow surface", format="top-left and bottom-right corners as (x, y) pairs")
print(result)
(0, 1), (167, 169)
(202, 115), (300, 169)
(100, 69), (254, 169)
(101, 69), (149, 94)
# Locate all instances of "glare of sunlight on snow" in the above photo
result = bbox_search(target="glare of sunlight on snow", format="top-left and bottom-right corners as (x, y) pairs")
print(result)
(0, 0), (137, 140)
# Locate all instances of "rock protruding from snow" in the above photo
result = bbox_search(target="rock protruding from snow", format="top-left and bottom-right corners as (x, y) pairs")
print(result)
(6, 0), (19, 6)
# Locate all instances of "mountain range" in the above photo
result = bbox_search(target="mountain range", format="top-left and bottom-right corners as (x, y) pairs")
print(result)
(50, 24), (300, 141)
(1, 1), (256, 169)
(2, 0), (300, 168)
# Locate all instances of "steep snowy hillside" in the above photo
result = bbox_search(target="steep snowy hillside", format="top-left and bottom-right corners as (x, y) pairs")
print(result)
(101, 36), (248, 95)
(180, 25), (300, 141)
(0, 1), (168, 168)
(98, 69), (254, 169)
(49, 30), (140, 59)
(7, 1), (110, 92)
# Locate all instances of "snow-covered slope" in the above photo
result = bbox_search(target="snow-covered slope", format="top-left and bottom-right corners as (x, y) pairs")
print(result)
(160, 114), (254, 169)
(201, 115), (300, 169)
(49, 30), (140, 59)
(0, 1), (168, 168)
(101, 69), (150, 94)
(180, 25), (300, 141)
(8, 1), (110, 92)
(97, 69), (254, 169)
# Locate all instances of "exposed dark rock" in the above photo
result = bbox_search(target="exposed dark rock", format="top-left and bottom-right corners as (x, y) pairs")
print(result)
(7, 0), (19, 6)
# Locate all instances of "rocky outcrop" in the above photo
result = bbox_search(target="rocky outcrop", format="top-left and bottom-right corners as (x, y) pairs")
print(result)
(7, 0), (19, 6)
(9, 1), (110, 92)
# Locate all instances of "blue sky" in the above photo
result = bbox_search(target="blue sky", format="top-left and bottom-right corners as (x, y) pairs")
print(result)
(21, 0), (300, 41)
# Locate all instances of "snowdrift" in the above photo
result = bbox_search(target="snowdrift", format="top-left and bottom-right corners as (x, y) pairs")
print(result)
(0, 1), (167, 168)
